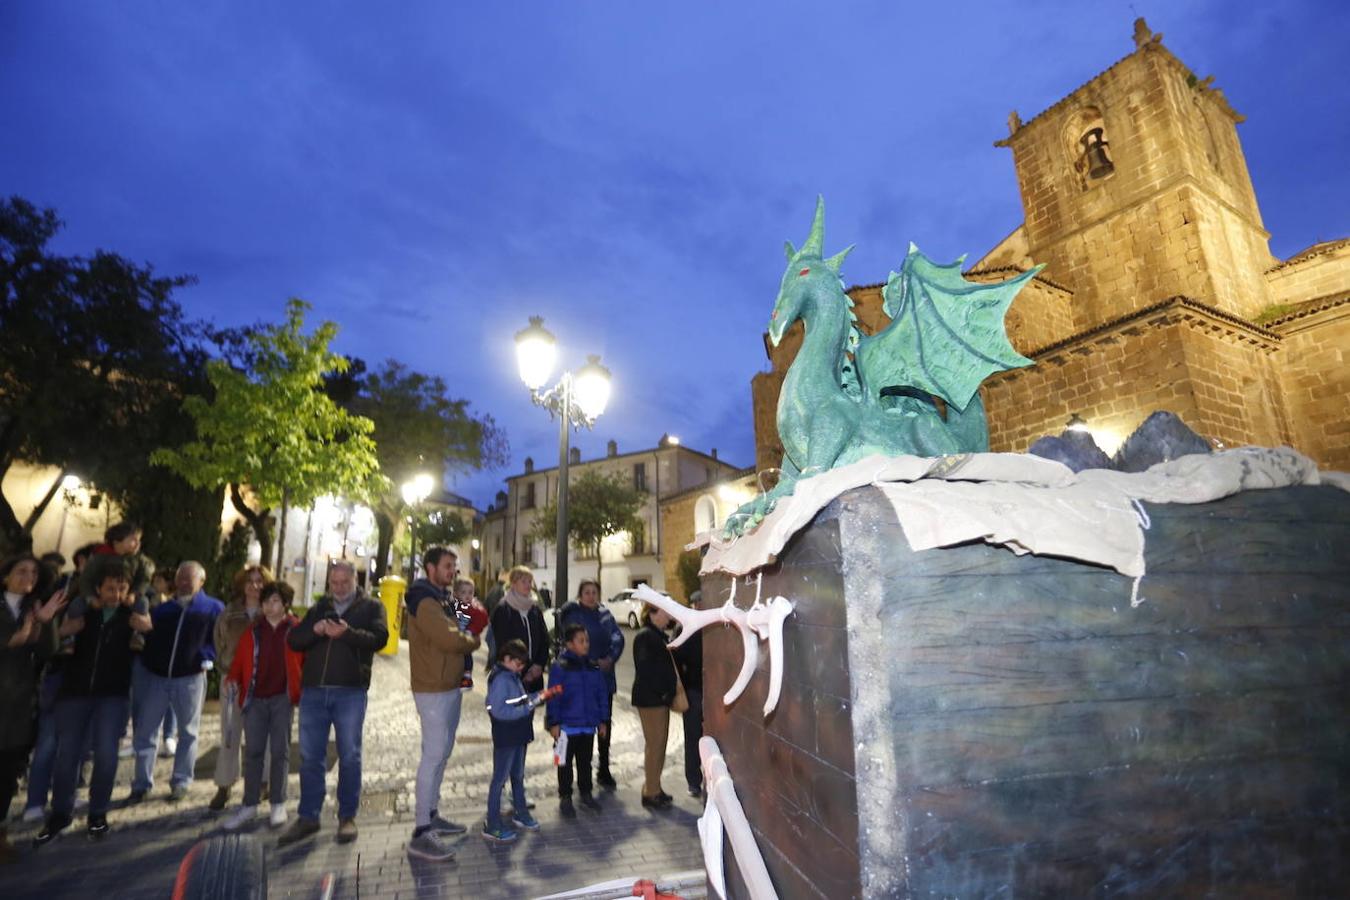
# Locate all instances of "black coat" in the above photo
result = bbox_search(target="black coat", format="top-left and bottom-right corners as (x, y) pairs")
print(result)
(490, 601), (551, 692)
(289, 591), (389, 690)
(672, 628), (703, 693)
(59, 604), (136, 699)
(0, 594), (57, 750)
(631, 624), (677, 708)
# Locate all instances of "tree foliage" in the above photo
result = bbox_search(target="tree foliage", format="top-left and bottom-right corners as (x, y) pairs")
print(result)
(152, 299), (384, 567)
(676, 549), (703, 603)
(345, 360), (507, 577)
(530, 469), (647, 579)
(0, 195), (227, 560)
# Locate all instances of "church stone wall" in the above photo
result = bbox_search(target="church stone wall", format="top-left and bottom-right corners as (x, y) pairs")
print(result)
(1266, 242), (1350, 307)
(984, 320), (1198, 455)
(1274, 307), (1350, 471)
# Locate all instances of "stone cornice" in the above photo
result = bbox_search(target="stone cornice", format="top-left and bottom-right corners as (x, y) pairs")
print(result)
(1264, 238), (1350, 275)
(987, 296), (1281, 383)
(1267, 293), (1350, 336)
(998, 40), (1243, 146)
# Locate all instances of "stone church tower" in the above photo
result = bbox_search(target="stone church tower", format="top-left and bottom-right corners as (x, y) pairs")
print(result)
(751, 19), (1348, 473)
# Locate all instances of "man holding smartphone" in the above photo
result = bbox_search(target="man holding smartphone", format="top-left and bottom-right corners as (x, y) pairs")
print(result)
(278, 560), (388, 847)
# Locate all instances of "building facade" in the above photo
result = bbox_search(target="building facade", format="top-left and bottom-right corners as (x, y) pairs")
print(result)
(479, 436), (743, 602)
(752, 19), (1348, 473)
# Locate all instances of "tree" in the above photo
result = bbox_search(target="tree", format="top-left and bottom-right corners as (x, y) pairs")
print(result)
(345, 360), (506, 578)
(0, 196), (229, 558)
(152, 299), (384, 569)
(676, 549), (703, 603)
(530, 469), (647, 582)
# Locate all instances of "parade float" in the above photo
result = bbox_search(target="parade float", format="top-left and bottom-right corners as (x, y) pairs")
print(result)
(635, 199), (1350, 899)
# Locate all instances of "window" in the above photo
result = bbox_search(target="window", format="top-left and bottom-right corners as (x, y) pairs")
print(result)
(633, 463), (647, 492)
(629, 520), (647, 555)
(523, 482), (536, 509)
(694, 495), (718, 534)
(522, 538), (535, 563)
(493, 535), (501, 552)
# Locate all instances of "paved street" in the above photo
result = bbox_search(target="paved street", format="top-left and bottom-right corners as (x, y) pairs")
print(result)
(0, 634), (705, 898)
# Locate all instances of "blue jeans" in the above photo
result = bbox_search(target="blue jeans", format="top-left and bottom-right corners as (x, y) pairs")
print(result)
(25, 671), (64, 811)
(413, 690), (463, 827)
(52, 695), (130, 819)
(298, 686), (367, 821)
(130, 672), (177, 745)
(131, 662), (204, 791)
(486, 744), (528, 830)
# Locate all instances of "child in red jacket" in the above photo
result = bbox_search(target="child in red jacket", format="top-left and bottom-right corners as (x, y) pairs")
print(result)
(223, 581), (303, 831)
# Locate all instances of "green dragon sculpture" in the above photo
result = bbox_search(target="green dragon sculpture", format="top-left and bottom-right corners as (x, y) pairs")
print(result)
(728, 197), (1041, 534)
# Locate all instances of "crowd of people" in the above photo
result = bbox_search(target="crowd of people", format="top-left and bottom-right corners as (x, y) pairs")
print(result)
(0, 523), (705, 866)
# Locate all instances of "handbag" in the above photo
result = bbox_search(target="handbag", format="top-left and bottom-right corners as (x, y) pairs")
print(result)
(670, 655), (690, 714)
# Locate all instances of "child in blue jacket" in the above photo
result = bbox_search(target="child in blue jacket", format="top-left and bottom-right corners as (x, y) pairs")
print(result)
(545, 624), (610, 814)
(483, 639), (552, 843)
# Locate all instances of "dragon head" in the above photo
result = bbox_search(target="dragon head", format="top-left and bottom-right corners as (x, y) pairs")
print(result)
(769, 196), (853, 346)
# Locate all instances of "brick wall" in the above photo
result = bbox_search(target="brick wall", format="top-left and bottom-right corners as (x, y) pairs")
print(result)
(1273, 303), (1350, 470)
(1266, 242), (1350, 307)
(984, 302), (1294, 457)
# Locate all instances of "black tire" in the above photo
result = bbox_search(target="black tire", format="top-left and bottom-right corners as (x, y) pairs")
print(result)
(627, 612), (639, 629)
(172, 833), (267, 900)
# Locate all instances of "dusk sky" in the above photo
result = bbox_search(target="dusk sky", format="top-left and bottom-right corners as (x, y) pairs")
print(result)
(4, 2), (1346, 508)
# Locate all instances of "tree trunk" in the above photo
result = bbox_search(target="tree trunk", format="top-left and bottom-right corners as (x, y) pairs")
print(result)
(595, 540), (603, 584)
(229, 483), (274, 569)
(275, 487), (290, 578)
(0, 466), (65, 554)
(373, 509), (394, 580)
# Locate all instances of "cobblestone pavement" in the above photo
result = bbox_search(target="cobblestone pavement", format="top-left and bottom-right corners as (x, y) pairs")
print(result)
(0, 638), (706, 898)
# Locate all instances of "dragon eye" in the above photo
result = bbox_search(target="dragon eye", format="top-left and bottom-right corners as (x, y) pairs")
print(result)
(798, 268), (810, 276)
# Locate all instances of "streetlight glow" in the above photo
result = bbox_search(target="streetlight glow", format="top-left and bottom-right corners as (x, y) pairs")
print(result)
(515, 316), (557, 390)
(61, 474), (82, 491)
(572, 355), (612, 420)
(1066, 413), (1090, 433)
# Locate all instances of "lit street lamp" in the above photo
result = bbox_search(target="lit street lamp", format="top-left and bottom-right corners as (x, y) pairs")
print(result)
(401, 473), (435, 582)
(515, 316), (612, 618)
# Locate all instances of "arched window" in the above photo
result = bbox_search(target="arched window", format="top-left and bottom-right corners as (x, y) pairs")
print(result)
(1066, 107), (1114, 186)
(694, 495), (718, 534)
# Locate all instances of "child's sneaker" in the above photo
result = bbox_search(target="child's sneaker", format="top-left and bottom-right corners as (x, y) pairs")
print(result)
(87, 814), (109, 840)
(511, 813), (540, 831)
(481, 823), (518, 843)
(459, 675), (474, 690)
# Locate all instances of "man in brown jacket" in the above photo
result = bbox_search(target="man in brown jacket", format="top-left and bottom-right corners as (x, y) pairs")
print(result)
(404, 546), (483, 861)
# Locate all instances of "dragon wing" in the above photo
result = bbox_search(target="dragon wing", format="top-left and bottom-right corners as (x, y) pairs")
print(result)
(855, 245), (1040, 412)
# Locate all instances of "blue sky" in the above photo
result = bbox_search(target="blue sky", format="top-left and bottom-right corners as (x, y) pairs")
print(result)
(3, 1), (1346, 507)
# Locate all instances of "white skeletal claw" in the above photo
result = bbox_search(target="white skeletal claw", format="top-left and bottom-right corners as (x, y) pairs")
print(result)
(721, 609), (760, 707)
(632, 582), (793, 717)
(700, 736), (778, 900)
(761, 597), (793, 715)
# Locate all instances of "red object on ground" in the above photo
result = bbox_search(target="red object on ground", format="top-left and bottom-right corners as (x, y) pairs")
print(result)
(631, 879), (684, 900)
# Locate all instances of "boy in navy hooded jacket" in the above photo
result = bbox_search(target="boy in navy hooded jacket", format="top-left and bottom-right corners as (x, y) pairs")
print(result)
(545, 624), (609, 813)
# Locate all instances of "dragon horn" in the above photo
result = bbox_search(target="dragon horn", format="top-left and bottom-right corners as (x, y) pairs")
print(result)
(825, 244), (854, 273)
(801, 195), (826, 257)
(783, 240), (797, 261)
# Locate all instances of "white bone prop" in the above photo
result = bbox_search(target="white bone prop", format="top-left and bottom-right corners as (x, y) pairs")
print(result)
(633, 583), (795, 716)
(700, 736), (778, 900)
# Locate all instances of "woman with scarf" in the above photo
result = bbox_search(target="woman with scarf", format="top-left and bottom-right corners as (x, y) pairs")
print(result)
(209, 564), (271, 810)
(487, 566), (550, 692)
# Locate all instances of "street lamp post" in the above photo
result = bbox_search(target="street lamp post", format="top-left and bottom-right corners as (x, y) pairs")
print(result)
(514, 316), (612, 620)
(401, 473), (435, 582)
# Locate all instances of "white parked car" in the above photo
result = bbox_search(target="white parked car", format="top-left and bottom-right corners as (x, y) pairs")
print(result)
(605, 589), (643, 629)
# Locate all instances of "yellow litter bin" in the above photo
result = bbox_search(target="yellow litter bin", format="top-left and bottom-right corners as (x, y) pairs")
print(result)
(378, 575), (406, 656)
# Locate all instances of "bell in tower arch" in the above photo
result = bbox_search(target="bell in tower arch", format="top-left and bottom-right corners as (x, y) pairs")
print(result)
(1080, 127), (1115, 179)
